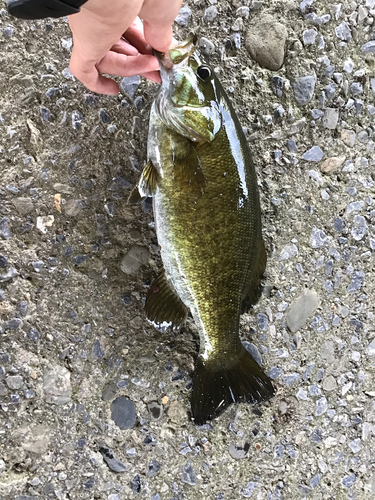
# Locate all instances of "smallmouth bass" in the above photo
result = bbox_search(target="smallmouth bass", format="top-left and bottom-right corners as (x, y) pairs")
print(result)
(133, 37), (274, 424)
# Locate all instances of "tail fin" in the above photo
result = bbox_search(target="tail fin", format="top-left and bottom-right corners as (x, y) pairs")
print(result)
(191, 346), (274, 425)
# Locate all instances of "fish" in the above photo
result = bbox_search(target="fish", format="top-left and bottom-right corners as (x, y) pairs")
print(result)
(132, 36), (275, 424)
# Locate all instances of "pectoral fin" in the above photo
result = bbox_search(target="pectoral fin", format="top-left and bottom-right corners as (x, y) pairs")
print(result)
(173, 142), (206, 189)
(128, 160), (159, 205)
(145, 270), (189, 329)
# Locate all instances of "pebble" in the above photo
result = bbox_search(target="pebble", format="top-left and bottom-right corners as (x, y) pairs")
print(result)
(6, 375), (23, 390)
(335, 21), (352, 42)
(0, 217), (11, 240)
(98, 445), (129, 472)
(292, 75), (316, 105)
(311, 109), (323, 119)
(286, 139), (298, 152)
(111, 396), (137, 430)
(102, 381), (117, 401)
(43, 366), (71, 405)
(203, 6), (217, 23)
(310, 227), (327, 247)
(182, 462), (196, 485)
(361, 41), (375, 54)
(351, 215), (367, 241)
(245, 14), (288, 71)
(28, 328), (40, 342)
(349, 439), (361, 453)
(274, 444), (284, 458)
(315, 396), (328, 416)
(3, 25), (14, 38)
(296, 388), (308, 400)
(348, 271), (365, 293)
(120, 245), (149, 275)
(341, 129), (356, 147)
(302, 146), (324, 162)
(175, 6), (192, 26)
(320, 156), (345, 173)
(73, 255), (88, 266)
(3, 318), (22, 330)
(32, 260), (44, 273)
(279, 243), (298, 260)
(323, 375), (337, 391)
(0, 267), (18, 283)
(272, 76), (284, 97)
(310, 474), (322, 489)
(283, 373), (300, 385)
(46, 87), (59, 98)
(322, 108), (339, 129)
(350, 82), (363, 96)
(303, 29), (317, 45)
(40, 106), (50, 121)
(243, 342), (262, 366)
(342, 473), (356, 488)
(286, 290), (320, 332)
(241, 482), (259, 498)
(99, 109), (111, 124)
(148, 401), (163, 421)
(64, 199), (85, 216)
(366, 339), (375, 356)
(300, 0), (313, 13)
(0, 255), (7, 268)
(71, 110), (83, 130)
(147, 459), (159, 477)
(229, 443), (249, 460)
(232, 33), (241, 49)
(199, 37), (215, 56)
(130, 474), (141, 493)
(12, 197), (33, 215)
(268, 367), (283, 379)
(346, 201), (362, 215)
(120, 75), (141, 99)
(305, 13), (330, 25)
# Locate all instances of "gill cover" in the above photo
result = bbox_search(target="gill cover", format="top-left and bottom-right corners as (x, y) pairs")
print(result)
(155, 38), (222, 143)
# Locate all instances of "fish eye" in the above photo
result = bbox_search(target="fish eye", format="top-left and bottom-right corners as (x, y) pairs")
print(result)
(197, 65), (212, 82)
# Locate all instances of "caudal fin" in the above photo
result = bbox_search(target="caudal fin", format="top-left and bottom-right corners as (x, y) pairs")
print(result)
(191, 346), (274, 425)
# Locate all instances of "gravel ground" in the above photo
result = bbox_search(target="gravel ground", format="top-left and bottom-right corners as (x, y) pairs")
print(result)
(0, 0), (375, 499)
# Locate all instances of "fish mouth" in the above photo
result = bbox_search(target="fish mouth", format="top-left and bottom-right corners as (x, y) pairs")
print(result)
(154, 33), (198, 71)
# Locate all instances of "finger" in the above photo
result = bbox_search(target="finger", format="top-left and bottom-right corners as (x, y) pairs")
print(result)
(96, 51), (159, 78)
(112, 38), (139, 56)
(69, 47), (119, 95)
(123, 18), (153, 55)
(139, 70), (161, 84)
(140, 0), (182, 52)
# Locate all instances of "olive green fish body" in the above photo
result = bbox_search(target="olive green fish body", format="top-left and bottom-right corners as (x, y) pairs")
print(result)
(141, 39), (274, 423)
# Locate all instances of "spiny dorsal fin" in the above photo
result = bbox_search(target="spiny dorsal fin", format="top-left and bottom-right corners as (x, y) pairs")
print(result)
(145, 270), (189, 329)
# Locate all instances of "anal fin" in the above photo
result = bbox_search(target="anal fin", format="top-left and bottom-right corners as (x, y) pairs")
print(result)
(145, 270), (189, 330)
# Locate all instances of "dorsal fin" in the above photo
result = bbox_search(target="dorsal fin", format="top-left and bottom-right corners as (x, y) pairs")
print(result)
(241, 237), (267, 313)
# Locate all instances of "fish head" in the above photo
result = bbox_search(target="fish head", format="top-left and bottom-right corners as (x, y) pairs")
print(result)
(154, 36), (221, 143)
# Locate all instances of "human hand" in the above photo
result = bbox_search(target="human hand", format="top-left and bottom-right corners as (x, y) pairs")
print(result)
(68, 0), (182, 95)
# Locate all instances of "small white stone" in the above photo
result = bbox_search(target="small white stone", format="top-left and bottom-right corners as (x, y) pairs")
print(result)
(343, 58), (354, 72)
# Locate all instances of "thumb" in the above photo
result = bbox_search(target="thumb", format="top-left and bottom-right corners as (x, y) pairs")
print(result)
(69, 47), (119, 95)
(142, 21), (173, 53)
